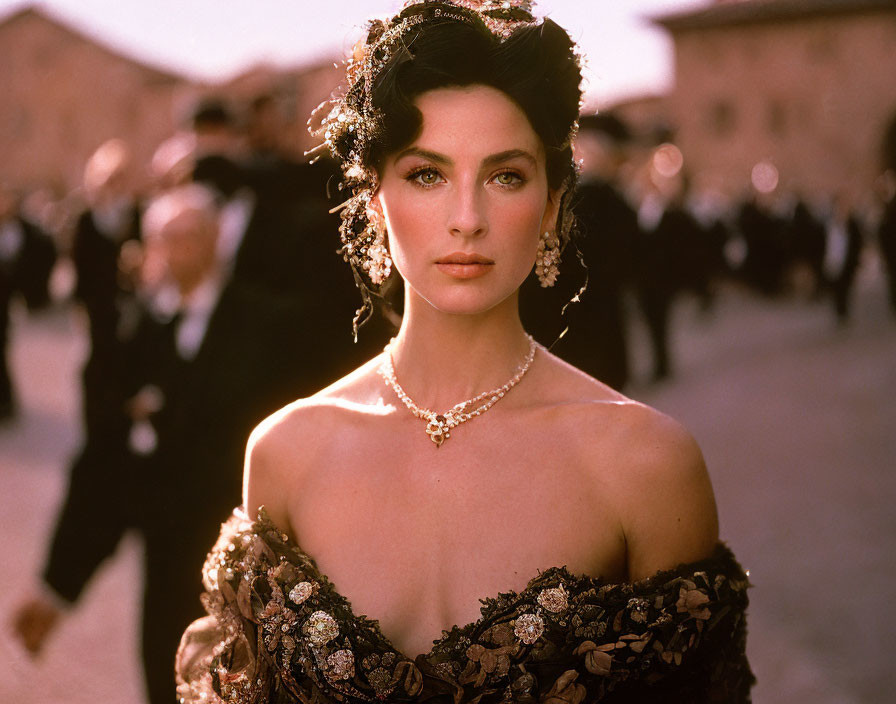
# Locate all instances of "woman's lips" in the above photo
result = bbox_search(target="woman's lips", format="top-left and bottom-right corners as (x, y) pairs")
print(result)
(435, 253), (494, 279)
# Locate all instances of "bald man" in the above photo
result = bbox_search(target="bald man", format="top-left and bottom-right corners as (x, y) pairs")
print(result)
(15, 184), (314, 704)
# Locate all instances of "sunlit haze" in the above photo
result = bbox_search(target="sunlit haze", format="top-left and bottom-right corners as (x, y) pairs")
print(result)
(0, 0), (696, 105)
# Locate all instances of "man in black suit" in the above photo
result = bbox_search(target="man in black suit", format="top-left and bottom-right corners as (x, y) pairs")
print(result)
(14, 184), (314, 704)
(192, 153), (306, 299)
(790, 198), (827, 299)
(735, 194), (790, 296)
(822, 193), (864, 325)
(243, 92), (310, 213)
(71, 140), (143, 439)
(635, 181), (696, 384)
(880, 178), (896, 318)
(520, 113), (637, 391)
(193, 152), (394, 386)
(0, 183), (57, 419)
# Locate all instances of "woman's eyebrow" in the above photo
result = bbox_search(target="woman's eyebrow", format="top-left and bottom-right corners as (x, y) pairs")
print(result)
(482, 149), (537, 169)
(394, 147), (450, 165)
(393, 147), (537, 169)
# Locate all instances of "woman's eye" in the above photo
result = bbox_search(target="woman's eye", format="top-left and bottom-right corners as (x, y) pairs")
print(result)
(494, 171), (522, 186)
(410, 169), (442, 186)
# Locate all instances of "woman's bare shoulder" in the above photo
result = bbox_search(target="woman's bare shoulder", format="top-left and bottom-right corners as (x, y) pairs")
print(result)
(613, 404), (719, 579)
(535, 350), (719, 577)
(529, 345), (633, 408)
(242, 355), (388, 526)
(252, 354), (387, 444)
(535, 348), (699, 452)
(585, 398), (719, 578)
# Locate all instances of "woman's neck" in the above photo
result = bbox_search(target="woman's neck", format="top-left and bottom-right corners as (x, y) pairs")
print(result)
(387, 288), (534, 411)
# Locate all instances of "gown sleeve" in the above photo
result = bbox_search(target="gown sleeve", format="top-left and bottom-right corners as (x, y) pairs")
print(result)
(175, 508), (291, 704)
(530, 544), (755, 703)
(431, 544), (754, 704)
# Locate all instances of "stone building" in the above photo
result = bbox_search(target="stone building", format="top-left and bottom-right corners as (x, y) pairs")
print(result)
(651, 0), (896, 204)
(0, 5), (194, 197)
(220, 61), (343, 158)
(0, 5), (343, 205)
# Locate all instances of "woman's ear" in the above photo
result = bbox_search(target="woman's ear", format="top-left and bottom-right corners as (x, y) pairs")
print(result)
(540, 187), (564, 234)
(366, 191), (384, 227)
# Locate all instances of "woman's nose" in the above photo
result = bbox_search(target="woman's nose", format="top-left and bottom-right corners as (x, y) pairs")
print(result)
(446, 181), (487, 238)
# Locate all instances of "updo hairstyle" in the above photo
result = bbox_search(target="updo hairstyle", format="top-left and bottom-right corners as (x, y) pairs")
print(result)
(312, 0), (584, 328)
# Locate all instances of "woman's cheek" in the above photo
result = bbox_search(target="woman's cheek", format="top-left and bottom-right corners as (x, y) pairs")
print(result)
(384, 194), (432, 243)
(383, 202), (428, 277)
(498, 195), (546, 241)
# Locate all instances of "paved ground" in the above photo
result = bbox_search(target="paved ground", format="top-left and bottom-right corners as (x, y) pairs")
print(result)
(0, 262), (893, 703)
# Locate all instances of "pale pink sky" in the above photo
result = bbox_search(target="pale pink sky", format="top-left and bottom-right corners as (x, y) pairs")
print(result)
(1, 0), (699, 104)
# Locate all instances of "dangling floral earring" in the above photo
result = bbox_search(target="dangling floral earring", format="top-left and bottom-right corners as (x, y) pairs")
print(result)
(361, 216), (392, 286)
(535, 231), (561, 287)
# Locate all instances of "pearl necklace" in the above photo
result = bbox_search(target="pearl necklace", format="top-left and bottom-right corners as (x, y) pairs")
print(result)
(378, 335), (538, 447)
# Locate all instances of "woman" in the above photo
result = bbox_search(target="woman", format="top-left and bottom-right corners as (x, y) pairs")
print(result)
(176, 2), (753, 702)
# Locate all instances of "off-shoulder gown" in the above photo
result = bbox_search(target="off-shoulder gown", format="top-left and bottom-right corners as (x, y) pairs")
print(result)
(176, 508), (754, 703)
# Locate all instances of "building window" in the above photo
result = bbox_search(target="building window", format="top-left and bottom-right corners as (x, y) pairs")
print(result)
(807, 32), (838, 63)
(767, 100), (787, 138)
(9, 107), (33, 140)
(707, 100), (736, 137)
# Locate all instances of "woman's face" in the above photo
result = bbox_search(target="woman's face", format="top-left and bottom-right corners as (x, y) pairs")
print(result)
(373, 84), (559, 316)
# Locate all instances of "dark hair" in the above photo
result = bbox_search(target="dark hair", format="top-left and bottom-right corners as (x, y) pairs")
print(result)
(316, 1), (583, 330)
(367, 16), (580, 189)
(577, 112), (634, 145)
(192, 155), (246, 200)
(190, 97), (236, 130)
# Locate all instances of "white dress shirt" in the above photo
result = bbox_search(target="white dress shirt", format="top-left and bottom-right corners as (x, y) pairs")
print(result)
(129, 273), (225, 455)
(173, 274), (225, 360)
(216, 189), (255, 271)
(0, 218), (25, 264)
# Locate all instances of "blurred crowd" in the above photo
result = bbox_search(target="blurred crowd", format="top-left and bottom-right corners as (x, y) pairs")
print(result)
(2, 93), (397, 418)
(2, 95), (896, 703)
(5, 93), (394, 704)
(3, 102), (895, 419)
(523, 112), (896, 391)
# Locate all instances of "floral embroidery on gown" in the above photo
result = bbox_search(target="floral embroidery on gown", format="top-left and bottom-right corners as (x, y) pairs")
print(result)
(176, 508), (754, 703)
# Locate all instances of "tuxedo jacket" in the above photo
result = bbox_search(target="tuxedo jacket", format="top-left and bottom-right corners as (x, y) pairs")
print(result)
(0, 216), (56, 327)
(127, 282), (316, 538)
(520, 179), (637, 390)
(230, 185), (394, 385)
(834, 216), (864, 285)
(228, 199), (307, 300)
(71, 207), (141, 357)
(43, 280), (314, 603)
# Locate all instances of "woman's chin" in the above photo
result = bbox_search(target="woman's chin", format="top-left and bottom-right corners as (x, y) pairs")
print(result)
(412, 286), (520, 318)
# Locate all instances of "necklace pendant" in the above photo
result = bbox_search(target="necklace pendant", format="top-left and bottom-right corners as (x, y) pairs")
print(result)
(426, 415), (450, 447)
(380, 335), (537, 449)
